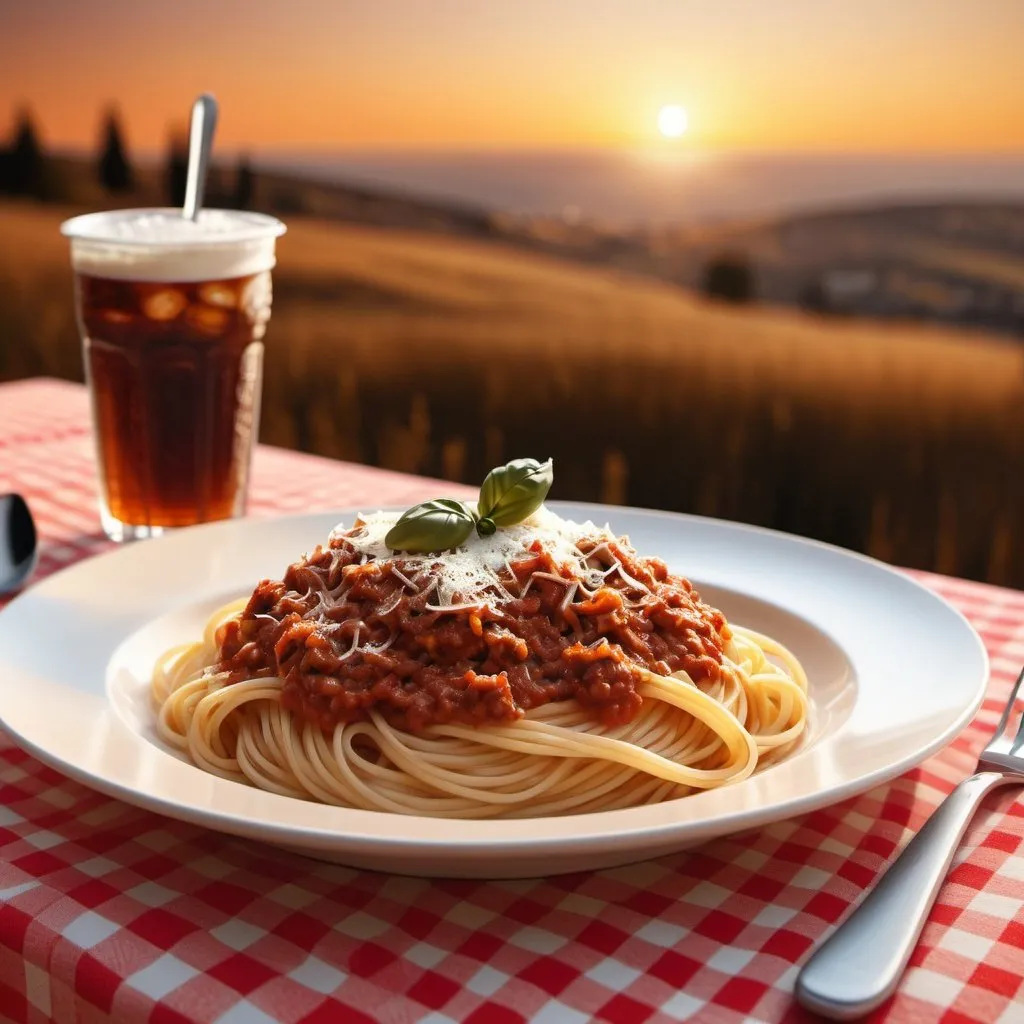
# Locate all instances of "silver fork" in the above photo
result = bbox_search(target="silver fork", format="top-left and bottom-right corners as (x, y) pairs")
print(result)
(796, 664), (1024, 1020)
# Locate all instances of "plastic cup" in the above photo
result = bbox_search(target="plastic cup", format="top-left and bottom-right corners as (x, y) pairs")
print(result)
(61, 208), (286, 541)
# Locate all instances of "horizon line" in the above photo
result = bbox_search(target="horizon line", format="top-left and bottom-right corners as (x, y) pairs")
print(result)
(44, 143), (1024, 161)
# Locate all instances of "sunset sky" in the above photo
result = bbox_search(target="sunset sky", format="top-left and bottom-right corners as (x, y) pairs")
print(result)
(2, 0), (1023, 154)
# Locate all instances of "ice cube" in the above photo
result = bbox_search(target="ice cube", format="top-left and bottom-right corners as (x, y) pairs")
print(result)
(199, 282), (238, 308)
(185, 305), (229, 335)
(142, 289), (187, 321)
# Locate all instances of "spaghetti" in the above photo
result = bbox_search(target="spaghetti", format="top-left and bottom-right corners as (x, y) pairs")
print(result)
(152, 507), (808, 818)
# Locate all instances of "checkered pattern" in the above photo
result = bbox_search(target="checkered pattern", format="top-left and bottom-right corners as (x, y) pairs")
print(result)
(1, 378), (1022, 1024)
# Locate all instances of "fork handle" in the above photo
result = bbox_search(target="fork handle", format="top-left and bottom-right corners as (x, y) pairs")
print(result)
(796, 770), (1009, 1019)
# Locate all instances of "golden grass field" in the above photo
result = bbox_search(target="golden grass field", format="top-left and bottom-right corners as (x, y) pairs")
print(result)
(2, 198), (1023, 587)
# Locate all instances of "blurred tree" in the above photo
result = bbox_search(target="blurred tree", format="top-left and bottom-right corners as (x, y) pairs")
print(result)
(97, 106), (133, 192)
(1, 107), (45, 197)
(701, 253), (756, 304)
(165, 126), (188, 206)
(233, 154), (254, 209)
(204, 163), (229, 206)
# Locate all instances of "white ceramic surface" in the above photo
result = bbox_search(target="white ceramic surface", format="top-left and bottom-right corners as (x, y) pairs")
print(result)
(0, 503), (988, 878)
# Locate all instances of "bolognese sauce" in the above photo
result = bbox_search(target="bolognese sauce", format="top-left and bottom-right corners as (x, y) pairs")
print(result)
(218, 518), (730, 734)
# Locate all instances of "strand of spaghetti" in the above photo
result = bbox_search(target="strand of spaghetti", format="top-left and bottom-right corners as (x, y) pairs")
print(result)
(739, 660), (807, 747)
(287, 724), (367, 807)
(366, 717), (585, 799)
(257, 705), (339, 801)
(432, 691), (753, 789)
(156, 676), (207, 750)
(637, 672), (759, 782)
(362, 712), (704, 815)
(372, 722), (591, 785)
(734, 627), (808, 692)
(250, 703), (309, 795)
(317, 729), (454, 806)
(235, 729), (303, 798)
(440, 742), (667, 813)
(332, 724), (490, 815)
(151, 643), (204, 705)
(364, 715), (619, 805)
(187, 679), (281, 779)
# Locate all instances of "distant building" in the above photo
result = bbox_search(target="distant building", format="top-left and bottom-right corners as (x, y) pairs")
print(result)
(822, 269), (878, 303)
(800, 267), (879, 315)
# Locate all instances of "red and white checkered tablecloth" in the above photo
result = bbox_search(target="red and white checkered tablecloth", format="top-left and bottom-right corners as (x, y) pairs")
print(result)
(1, 377), (1022, 1024)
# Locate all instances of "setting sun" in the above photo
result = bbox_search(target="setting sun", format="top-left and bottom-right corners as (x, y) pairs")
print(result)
(657, 105), (688, 139)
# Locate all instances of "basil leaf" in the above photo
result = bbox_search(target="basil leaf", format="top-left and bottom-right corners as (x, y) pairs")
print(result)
(477, 458), (553, 527)
(385, 498), (476, 553)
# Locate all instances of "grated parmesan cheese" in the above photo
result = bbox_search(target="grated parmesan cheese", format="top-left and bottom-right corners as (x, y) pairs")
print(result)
(328, 506), (618, 608)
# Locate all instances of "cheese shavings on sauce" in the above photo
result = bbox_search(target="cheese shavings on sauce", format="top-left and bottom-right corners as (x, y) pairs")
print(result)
(330, 506), (618, 609)
(218, 505), (730, 730)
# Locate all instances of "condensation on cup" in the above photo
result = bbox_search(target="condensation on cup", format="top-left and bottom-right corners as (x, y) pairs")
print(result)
(60, 208), (286, 542)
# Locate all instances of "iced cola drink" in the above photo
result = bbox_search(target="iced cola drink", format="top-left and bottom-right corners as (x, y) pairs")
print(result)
(61, 209), (285, 541)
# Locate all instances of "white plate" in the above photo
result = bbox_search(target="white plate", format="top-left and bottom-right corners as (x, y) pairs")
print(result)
(0, 503), (987, 878)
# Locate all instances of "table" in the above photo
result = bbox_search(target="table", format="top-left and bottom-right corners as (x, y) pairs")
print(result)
(1, 377), (1022, 1024)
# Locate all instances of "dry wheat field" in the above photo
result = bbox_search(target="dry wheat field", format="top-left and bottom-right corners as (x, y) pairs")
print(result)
(2, 200), (1023, 587)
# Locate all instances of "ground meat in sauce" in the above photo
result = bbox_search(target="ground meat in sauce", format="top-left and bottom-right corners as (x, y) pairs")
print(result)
(217, 532), (731, 733)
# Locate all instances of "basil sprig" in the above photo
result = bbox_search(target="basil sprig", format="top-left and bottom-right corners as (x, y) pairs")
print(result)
(384, 498), (476, 553)
(384, 457), (554, 554)
(478, 457), (554, 530)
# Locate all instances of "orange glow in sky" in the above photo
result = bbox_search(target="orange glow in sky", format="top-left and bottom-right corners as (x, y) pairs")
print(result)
(1, 0), (1023, 153)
